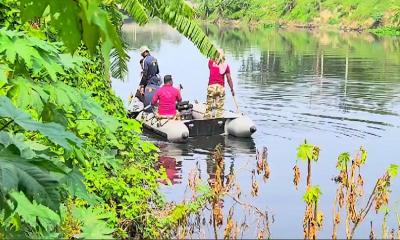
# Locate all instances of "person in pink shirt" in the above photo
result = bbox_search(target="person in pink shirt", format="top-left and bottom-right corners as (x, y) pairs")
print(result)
(151, 75), (182, 118)
(204, 49), (235, 119)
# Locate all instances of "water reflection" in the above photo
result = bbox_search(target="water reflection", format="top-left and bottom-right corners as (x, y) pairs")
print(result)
(157, 135), (256, 156)
(114, 22), (400, 238)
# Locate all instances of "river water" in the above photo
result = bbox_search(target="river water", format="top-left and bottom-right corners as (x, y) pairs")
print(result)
(113, 21), (400, 238)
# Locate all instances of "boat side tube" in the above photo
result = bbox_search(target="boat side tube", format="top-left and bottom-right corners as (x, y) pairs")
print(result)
(137, 112), (189, 143)
(225, 115), (257, 137)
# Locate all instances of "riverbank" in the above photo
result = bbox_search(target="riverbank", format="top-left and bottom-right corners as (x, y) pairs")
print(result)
(202, 18), (400, 36)
(193, 0), (400, 36)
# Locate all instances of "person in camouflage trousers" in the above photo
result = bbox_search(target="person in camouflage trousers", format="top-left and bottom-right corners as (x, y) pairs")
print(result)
(204, 49), (235, 119)
(204, 84), (225, 118)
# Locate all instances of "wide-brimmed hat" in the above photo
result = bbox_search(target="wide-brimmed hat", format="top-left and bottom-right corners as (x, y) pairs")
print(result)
(139, 45), (150, 54)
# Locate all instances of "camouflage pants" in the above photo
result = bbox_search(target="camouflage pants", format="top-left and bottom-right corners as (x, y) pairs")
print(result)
(204, 84), (225, 119)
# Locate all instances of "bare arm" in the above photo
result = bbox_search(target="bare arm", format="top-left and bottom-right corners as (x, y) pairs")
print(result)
(226, 72), (234, 96)
(177, 90), (182, 102)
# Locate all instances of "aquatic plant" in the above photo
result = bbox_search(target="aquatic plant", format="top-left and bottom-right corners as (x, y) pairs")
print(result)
(175, 145), (273, 239)
(332, 148), (399, 239)
(256, 147), (270, 182)
(295, 140), (323, 240)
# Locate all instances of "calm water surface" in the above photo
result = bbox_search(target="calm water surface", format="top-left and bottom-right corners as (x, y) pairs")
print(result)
(113, 21), (400, 238)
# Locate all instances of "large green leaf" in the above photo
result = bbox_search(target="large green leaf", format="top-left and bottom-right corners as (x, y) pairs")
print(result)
(7, 76), (118, 132)
(135, 0), (218, 58)
(80, 93), (119, 131)
(19, 0), (49, 22)
(0, 131), (68, 174)
(110, 42), (130, 80)
(18, 0), (124, 76)
(0, 131), (35, 159)
(0, 96), (82, 150)
(46, 82), (119, 131)
(72, 206), (114, 239)
(388, 164), (399, 178)
(8, 77), (48, 113)
(303, 185), (322, 204)
(119, 0), (149, 25)
(0, 146), (61, 210)
(59, 168), (93, 202)
(49, 0), (82, 53)
(41, 103), (68, 126)
(9, 191), (60, 232)
(0, 29), (65, 81)
(296, 143), (314, 161)
(337, 152), (350, 171)
(0, 30), (41, 67)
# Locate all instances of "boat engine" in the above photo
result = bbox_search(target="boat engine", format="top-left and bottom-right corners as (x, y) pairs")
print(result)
(176, 101), (193, 120)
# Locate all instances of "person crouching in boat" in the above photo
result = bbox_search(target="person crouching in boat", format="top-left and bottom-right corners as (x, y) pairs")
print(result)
(204, 49), (235, 119)
(151, 75), (182, 119)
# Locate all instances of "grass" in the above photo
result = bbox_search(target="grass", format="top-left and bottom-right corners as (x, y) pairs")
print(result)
(369, 27), (400, 36)
(195, 0), (400, 34)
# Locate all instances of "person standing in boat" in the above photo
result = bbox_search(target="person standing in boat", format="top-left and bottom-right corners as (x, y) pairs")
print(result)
(204, 49), (235, 119)
(151, 75), (182, 118)
(138, 46), (161, 110)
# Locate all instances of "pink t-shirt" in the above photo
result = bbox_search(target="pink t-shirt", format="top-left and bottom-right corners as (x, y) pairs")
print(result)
(151, 85), (182, 116)
(208, 59), (230, 86)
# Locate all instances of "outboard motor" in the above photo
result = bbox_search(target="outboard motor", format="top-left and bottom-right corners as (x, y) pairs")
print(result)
(176, 101), (193, 120)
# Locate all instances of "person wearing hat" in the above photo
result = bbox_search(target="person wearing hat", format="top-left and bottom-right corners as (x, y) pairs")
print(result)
(151, 75), (182, 118)
(136, 46), (161, 111)
(204, 49), (235, 119)
(139, 46), (160, 94)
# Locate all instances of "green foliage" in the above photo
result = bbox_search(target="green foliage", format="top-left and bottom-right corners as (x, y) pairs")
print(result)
(71, 206), (114, 239)
(15, 0), (218, 80)
(0, 131), (65, 211)
(0, 1), (219, 239)
(131, 0), (219, 58)
(119, 0), (149, 24)
(359, 147), (367, 165)
(18, 0), (124, 74)
(370, 27), (400, 36)
(296, 141), (320, 162)
(387, 164), (399, 178)
(0, 96), (82, 150)
(303, 186), (322, 204)
(337, 152), (350, 171)
(9, 191), (60, 233)
(194, 0), (400, 34)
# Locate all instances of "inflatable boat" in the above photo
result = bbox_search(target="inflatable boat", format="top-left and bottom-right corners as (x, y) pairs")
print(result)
(128, 99), (256, 143)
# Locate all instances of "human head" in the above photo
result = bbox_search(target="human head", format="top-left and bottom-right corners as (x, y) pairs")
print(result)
(140, 45), (150, 57)
(164, 75), (173, 85)
(216, 48), (225, 64)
